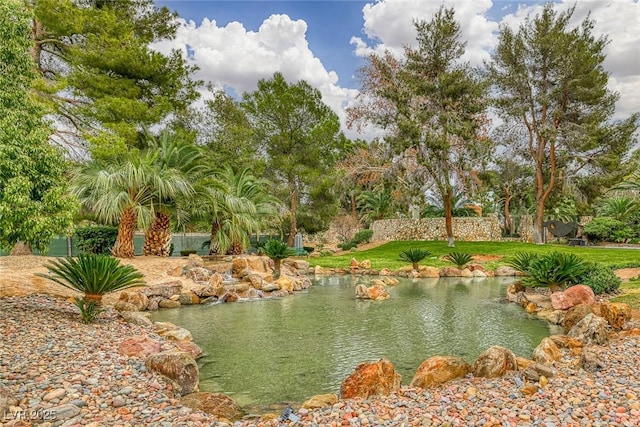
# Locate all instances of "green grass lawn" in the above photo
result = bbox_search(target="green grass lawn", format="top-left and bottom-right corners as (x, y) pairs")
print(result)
(309, 240), (640, 271)
(612, 280), (640, 309)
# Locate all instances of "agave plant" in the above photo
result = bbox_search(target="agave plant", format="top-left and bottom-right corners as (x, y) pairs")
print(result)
(445, 252), (474, 269)
(506, 252), (540, 275)
(262, 239), (296, 278)
(523, 252), (587, 292)
(399, 249), (431, 271)
(39, 254), (145, 305)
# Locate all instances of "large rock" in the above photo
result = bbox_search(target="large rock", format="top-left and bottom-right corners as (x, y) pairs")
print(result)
(185, 254), (204, 270)
(600, 302), (632, 330)
(178, 291), (200, 306)
(417, 266), (440, 278)
(536, 309), (565, 325)
(232, 258), (249, 275)
(439, 267), (462, 277)
(181, 392), (242, 421)
(563, 304), (594, 332)
(548, 335), (583, 349)
(275, 276), (295, 293)
(355, 284), (389, 301)
(472, 346), (518, 378)
(247, 256), (273, 273)
(224, 283), (250, 293)
(495, 266), (517, 276)
(145, 350), (199, 395)
(567, 313), (609, 345)
(551, 285), (595, 310)
(186, 267), (212, 283)
(302, 393), (338, 409)
(340, 359), (401, 399)
(115, 291), (149, 312)
(532, 337), (561, 364)
(142, 281), (182, 299)
(154, 322), (193, 342)
(118, 335), (162, 358)
(119, 311), (153, 327)
(158, 299), (181, 309)
(410, 356), (471, 389)
(176, 341), (204, 360)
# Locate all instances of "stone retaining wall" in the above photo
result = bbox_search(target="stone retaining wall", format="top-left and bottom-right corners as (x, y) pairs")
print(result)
(371, 217), (502, 242)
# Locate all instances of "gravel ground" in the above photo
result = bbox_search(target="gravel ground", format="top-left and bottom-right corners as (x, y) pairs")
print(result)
(0, 295), (217, 427)
(2, 295), (640, 427)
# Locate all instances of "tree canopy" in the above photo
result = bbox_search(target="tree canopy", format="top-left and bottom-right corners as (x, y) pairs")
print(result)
(0, 0), (77, 253)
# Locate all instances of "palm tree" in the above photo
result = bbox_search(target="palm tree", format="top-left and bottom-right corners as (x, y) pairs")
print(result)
(597, 196), (640, 223)
(399, 249), (431, 271)
(197, 166), (279, 255)
(141, 131), (203, 256)
(357, 189), (392, 227)
(72, 132), (198, 258)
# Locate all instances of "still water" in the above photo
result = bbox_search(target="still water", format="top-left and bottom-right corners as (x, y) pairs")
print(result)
(151, 276), (552, 409)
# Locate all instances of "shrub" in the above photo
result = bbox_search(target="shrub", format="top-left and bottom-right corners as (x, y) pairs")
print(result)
(262, 239), (296, 278)
(399, 249), (431, 270)
(39, 254), (144, 310)
(303, 246), (315, 254)
(445, 252), (473, 269)
(578, 263), (621, 294)
(74, 226), (118, 255)
(583, 217), (631, 242)
(506, 252), (540, 274)
(338, 241), (358, 250)
(352, 229), (374, 245)
(523, 251), (587, 290)
(180, 249), (197, 256)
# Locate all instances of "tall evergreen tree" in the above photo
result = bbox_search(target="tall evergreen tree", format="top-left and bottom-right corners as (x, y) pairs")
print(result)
(242, 72), (350, 245)
(0, 0), (77, 254)
(489, 4), (638, 243)
(31, 0), (200, 159)
(347, 7), (490, 246)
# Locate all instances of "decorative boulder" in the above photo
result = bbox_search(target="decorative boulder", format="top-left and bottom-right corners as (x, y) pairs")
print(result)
(119, 311), (153, 328)
(115, 291), (149, 312)
(340, 359), (401, 399)
(154, 322), (193, 342)
(495, 266), (517, 276)
(379, 268), (393, 276)
(536, 309), (565, 325)
(580, 348), (605, 372)
(439, 267), (462, 277)
(360, 259), (372, 269)
(563, 304), (594, 332)
(600, 302), (632, 330)
(219, 292), (239, 303)
(142, 281), (183, 299)
(118, 335), (162, 359)
(185, 254), (204, 269)
(178, 291), (200, 306)
(186, 267), (212, 283)
(232, 257), (249, 275)
(417, 266), (440, 278)
(410, 356), (471, 389)
(551, 285), (595, 310)
(181, 392), (242, 421)
(176, 341), (204, 360)
(350, 258), (360, 269)
(380, 277), (399, 286)
(532, 337), (561, 364)
(275, 276), (295, 293)
(567, 313), (609, 345)
(355, 284), (389, 301)
(158, 299), (181, 309)
(247, 256), (273, 273)
(460, 268), (474, 278)
(548, 335), (583, 349)
(302, 393), (338, 409)
(472, 270), (487, 278)
(145, 350), (199, 395)
(472, 346), (518, 378)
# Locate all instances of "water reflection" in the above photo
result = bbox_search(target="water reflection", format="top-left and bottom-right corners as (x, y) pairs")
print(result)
(151, 276), (551, 410)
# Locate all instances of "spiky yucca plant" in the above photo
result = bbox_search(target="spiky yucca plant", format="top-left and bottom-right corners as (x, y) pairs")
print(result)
(39, 254), (145, 304)
(445, 252), (474, 269)
(399, 249), (431, 271)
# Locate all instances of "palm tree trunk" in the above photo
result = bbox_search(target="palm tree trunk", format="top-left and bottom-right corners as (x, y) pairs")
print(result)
(112, 207), (137, 258)
(227, 241), (244, 255)
(209, 220), (221, 255)
(274, 258), (282, 279)
(444, 188), (455, 247)
(143, 212), (172, 257)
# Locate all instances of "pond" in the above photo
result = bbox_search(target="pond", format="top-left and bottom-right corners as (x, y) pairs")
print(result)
(151, 275), (554, 411)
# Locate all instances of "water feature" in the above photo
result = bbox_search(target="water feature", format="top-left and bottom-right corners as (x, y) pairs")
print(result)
(151, 275), (553, 410)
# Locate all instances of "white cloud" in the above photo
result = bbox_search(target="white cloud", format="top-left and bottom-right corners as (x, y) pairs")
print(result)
(352, 0), (498, 66)
(151, 14), (361, 138)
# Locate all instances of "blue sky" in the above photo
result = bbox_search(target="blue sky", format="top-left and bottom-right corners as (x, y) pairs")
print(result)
(152, 0), (639, 139)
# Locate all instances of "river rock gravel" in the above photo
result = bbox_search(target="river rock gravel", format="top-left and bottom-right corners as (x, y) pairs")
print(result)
(0, 295), (217, 426)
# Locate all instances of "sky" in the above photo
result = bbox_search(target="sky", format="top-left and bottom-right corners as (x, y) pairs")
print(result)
(152, 0), (640, 140)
